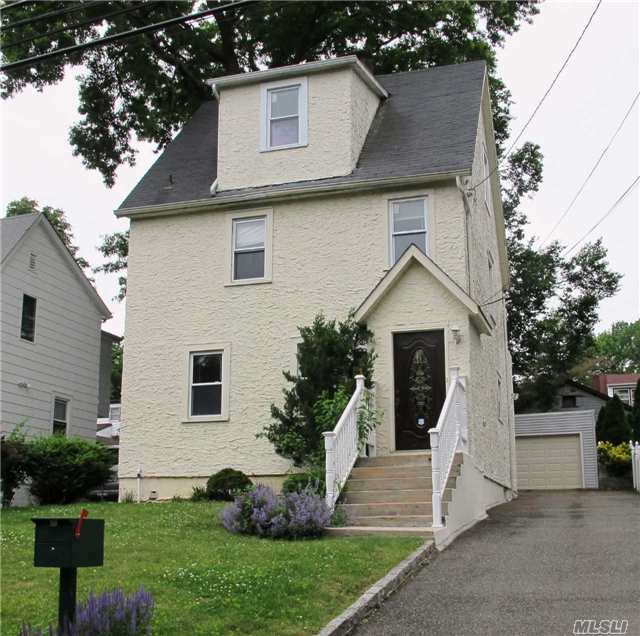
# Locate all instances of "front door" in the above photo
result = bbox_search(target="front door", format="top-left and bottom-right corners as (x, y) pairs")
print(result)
(393, 330), (446, 450)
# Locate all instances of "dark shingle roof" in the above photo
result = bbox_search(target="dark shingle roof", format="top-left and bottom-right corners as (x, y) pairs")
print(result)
(1, 212), (39, 263)
(118, 60), (485, 211)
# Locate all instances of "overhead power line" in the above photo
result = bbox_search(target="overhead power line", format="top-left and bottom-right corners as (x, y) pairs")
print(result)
(0, 0), (256, 72)
(540, 90), (640, 246)
(0, 1), (104, 32)
(472, 0), (603, 192)
(562, 175), (640, 257)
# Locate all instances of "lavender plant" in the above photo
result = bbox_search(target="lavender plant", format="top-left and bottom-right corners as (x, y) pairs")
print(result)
(19, 587), (154, 636)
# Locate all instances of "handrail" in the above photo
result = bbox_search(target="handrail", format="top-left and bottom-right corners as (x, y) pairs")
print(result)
(428, 367), (467, 528)
(323, 375), (366, 510)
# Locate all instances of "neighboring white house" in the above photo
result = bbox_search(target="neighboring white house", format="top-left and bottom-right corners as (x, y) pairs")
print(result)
(0, 213), (111, 440)
(116, 57), (516, 538)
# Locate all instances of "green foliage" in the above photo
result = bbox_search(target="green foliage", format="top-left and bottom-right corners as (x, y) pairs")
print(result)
(629, 379), (640, 441)
(110, 340), (123, 402)
(5, 197), (90, 270)
(262, 313), (376, 467)
(94, 230), (129, 301)
(120, 490), (136, 504)
(0, 426), (29, 506)
(190, 485), (208, 502)
(281, 468), (325, 497)
(24, 436), (115, 505)
(1, 2), (539, 186)
(205, 468), (252, 501)
(596, 396), (631, 445)
(597, 441), (632, 477)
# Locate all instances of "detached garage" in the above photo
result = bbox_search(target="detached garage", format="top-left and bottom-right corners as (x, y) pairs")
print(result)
(515, 411), (598, 490)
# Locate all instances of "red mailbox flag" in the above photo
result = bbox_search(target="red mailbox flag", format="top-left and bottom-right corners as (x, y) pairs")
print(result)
(74, 509), (89, 539)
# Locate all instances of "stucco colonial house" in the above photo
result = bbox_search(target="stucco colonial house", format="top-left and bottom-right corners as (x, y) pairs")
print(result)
(117, 57), (515, 541)
(0, 213), (112, 440)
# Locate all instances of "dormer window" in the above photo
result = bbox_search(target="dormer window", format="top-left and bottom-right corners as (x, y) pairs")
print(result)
(260, 78), (308, 151)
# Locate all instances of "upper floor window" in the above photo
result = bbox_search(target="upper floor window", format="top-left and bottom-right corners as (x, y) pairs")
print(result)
(233, 216), (266, 281)
(390, 197), (428, 264)
(20, 294), (36, 342)
(610, 385), (635, 406)
(562, 395), (577, 409)
(53, 397), (69, 435)
(260, 78), (308, 151)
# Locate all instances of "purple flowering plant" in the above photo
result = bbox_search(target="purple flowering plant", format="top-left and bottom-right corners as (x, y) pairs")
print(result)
(221, 484), (330, 539)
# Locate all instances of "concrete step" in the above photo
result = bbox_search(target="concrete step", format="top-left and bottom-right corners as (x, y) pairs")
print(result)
(340, 501), (432, 518)
(350, 464), (461, 480)
(344, 487), (452, 505)
(326, 526), (435, 539)
(340, 514), (434, 527)
(346, 475), (457, 492)
(356, 453), (431, 468)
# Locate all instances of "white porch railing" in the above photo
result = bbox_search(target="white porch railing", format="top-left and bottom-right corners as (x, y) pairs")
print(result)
(428, 367), (467, 528)
(631, 441), (640, 493)
(323, 375), (366, 510)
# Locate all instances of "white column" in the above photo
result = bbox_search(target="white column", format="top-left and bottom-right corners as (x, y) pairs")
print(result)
(430, 429), (443, 528)
(323, 431), (337, 509)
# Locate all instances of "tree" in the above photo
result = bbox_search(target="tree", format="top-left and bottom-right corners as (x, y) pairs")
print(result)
(111, 340), (123, 402)
(94, 230), (129, 301)
(261, 313), (375, 467)
(596, 395), (631, 445)
(5, 197), (91, 270)
(1, 1), (539, 185)
(629, 378), (640, 441)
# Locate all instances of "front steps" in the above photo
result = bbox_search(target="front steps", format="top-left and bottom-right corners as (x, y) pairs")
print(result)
(328, 451), (462, 538)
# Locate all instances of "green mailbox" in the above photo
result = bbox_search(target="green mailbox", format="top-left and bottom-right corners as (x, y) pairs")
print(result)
(32, 511), (105, 632)
(33, 518), (104, 568)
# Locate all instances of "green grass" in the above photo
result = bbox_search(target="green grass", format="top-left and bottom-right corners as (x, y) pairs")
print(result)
(1, 501), (423, 635)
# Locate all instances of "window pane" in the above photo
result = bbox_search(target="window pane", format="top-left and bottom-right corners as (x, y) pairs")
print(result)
(393, 200), (425, 233)
(191, 384), (222, 416)
(270, 87), (298, 118)
(234, 218), (265, 250)
(192, 354), (221, 384)
(234, 250), (265, 280)
(53, 421), (67, 436)
(20, 294), (36, 341)
(394, 232), (426, 262)
(270, 117), (299, 147)
(54, 398), (67, 421)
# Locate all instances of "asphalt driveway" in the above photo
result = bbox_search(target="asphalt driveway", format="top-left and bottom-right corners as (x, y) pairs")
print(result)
(355, 491), (640, 636)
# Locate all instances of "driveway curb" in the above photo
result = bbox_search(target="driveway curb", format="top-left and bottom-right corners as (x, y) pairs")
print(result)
(316, 540), (436, 636)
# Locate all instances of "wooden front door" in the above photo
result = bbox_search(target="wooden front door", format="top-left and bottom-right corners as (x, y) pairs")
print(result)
(393, 330), (446, 450)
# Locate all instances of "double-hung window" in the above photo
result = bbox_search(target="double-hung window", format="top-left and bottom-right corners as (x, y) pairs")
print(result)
(232, 217), (266, 281)
(189, 352), (223, 417)
(390, 198), (428, 264)
(53, 397), (69, 435)
(261, 79), (307, 151)
(20, 294), (36, 342)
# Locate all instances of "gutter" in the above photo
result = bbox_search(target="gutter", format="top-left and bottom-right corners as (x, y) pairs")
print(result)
(116, 169), (470, 219)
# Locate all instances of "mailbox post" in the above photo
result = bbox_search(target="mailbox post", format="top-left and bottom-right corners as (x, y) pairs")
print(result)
(32, 510), (104, 632)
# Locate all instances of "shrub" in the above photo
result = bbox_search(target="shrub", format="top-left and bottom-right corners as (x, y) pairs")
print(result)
(19, 587), (154, 636)
(598, 441), (632, 477)
(206, 468), (252, 501)
(221, 485), (330, 539)
(596, 395), (631, 444)
(120, 490), (136, 504)
(282, 467), (325, 496)
(25, 436), (115, 505)
(1, 426), (29, 506)
(190, 485), (208, 501)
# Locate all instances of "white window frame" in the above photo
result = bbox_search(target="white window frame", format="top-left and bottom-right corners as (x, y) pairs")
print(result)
(608, 384), (636, 406)
(260, 77), (308, 152)
(183, 344), (231, 423)
(389, 196), (429, 265)
(225, 208), (273, 286)
(232, 216), (266, 282)
(20, 292), (37, 343)
(52, 396), (69, 435)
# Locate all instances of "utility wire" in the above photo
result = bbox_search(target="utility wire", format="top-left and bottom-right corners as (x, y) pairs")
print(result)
(0, 0), (256, 72)
(1, 3), (158, 50)
(472, 0), (603, 192)
(562, 175), (640, 256)
(0, 1), (104, 32)
(540, 90), (640, 246)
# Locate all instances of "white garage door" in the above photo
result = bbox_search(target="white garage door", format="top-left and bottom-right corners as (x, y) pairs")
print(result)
(516, 434), (583, 489)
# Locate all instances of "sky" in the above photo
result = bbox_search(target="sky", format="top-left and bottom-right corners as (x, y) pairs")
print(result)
(1, 0), (638, 338)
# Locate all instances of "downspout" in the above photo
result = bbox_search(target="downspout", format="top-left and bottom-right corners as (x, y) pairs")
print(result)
(136, 466), (142, 503)
(456, 176), (473, 295)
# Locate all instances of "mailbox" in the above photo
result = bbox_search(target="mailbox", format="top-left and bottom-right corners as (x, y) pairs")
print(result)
(33, 518), (104, 568)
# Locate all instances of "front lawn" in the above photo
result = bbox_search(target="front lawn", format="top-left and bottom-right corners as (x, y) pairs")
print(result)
(1, 501), (422, 635)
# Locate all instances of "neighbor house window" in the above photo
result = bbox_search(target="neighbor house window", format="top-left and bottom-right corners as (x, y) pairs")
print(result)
(52, 397), (69, 435)
(610, 385), (635, 406)
(20, 294), (36, 342)
(562, 395), (577, 409)
(232, 216), (266, 281)
(261, 79), (308, 151)
(390, 198), (428, 264)
(189, 352), (223, 417)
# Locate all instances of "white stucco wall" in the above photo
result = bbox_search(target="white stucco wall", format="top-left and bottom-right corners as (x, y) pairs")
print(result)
(216, 68), (380, 190)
